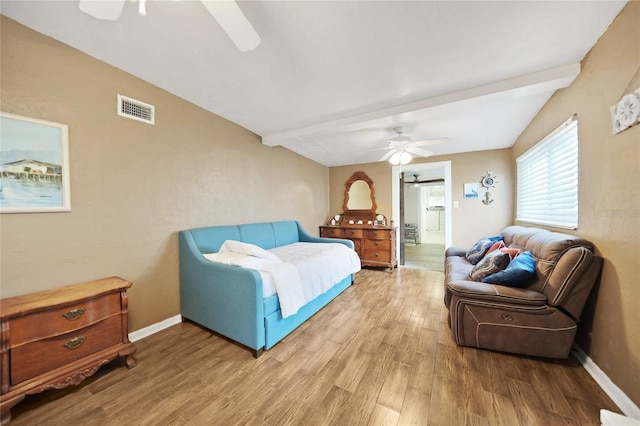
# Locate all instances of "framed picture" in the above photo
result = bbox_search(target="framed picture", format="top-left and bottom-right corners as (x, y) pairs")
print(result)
(464, 182), (479, 199)
(0, 112), (71, 213)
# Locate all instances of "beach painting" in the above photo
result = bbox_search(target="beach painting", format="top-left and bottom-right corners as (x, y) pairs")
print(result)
(0, 112), (71, 213)
(464, 182), (479, 199)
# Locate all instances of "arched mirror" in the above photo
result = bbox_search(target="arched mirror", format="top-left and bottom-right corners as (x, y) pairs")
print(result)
(343, 171), (377, 213)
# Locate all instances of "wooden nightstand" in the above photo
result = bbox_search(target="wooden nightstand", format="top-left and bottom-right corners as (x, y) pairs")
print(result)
(0, 277), (137, 424)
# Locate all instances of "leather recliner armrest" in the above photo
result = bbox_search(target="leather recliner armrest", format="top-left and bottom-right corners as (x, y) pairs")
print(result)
(446, 281), (547, 306)
(445, 247), (468, 257)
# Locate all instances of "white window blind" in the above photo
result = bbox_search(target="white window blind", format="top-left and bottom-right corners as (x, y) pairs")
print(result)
(516, 116), (578, 229)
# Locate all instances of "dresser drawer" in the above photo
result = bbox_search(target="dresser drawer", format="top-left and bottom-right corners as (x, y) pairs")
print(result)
(363, 249), (391, 262)
(10, 315), (123, 385)
(364, 229), (392, 239)
(344, 229), (363, 238)
(10, 292), (121, 347)
(364, 238), (390, 250)
(320, 227), (345, 238)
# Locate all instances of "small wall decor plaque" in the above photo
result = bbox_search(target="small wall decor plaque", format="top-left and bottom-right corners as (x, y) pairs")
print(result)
(611, 88), (640, 135)
(464, 182), (479, 199)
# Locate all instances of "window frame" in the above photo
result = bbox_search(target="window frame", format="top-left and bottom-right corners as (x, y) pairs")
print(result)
(516, 116), (579, 230)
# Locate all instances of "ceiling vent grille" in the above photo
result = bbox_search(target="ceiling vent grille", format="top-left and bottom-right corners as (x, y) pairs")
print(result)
(117, 94), (155, 125)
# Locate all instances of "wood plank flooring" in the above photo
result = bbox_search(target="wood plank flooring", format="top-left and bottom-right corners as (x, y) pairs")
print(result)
(404, 244), (445, 272)
(9, 268), (620, 425)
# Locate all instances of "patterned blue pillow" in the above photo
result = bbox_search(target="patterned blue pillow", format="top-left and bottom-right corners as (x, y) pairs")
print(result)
(465, 235), (503, 265)
(469, 251), (510, 281)
(483, 251), (536, 287)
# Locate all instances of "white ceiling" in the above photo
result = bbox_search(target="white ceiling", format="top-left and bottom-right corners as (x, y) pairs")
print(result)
(1, 1), (627, 167)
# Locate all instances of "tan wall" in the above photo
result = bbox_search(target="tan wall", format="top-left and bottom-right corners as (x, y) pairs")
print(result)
(0, 17), (329, 332)
(511, 3), (640, 406)
(329, 148), (514, 248)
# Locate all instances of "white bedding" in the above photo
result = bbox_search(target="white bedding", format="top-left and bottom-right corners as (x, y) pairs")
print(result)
(203, 241), (360, 318)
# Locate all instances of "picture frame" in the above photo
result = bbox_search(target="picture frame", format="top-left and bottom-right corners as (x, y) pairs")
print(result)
(0, 112), (71, 213)
(464, 182), (479, 199)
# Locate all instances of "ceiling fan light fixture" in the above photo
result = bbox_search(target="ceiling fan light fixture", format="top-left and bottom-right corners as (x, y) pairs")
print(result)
(389, 151), (412, 166)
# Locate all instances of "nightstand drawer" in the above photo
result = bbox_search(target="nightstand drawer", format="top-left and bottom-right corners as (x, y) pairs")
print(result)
(10, 292), (121, 347)
(321, 227), (345, 238)
(363, 249), (391, 262)
(364, 239), (390, 250)
(11, 315), (123, 384)
(364, 229), (392, 239)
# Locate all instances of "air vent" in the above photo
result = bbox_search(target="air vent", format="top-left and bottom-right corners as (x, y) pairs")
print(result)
(117, 94), (154, 125)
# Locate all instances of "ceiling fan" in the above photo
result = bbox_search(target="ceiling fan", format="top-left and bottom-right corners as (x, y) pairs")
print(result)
(78, 0), (261, 52)
(406, 174), (445, 187)
(379, 127), (448, 165)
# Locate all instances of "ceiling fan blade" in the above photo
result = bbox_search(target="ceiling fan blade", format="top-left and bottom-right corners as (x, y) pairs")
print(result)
(78, 0), (126, 21)
(379, 149), (397, 162)
(201, 0), (261, 52)
(410, 137), (449, 147)
(405, 147), (434, 158)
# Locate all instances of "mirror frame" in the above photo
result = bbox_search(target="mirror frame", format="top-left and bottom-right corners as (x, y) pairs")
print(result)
(343, 171), (377, 213)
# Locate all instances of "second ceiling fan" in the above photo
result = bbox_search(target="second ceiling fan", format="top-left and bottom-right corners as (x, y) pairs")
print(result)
(379, 127), (448, 165)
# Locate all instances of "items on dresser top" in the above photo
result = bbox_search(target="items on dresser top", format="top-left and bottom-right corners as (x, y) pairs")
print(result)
(0, 276), (137, 425)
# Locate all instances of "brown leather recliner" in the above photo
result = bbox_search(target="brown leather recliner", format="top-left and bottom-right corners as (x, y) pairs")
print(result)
(444, 226), (603, 359)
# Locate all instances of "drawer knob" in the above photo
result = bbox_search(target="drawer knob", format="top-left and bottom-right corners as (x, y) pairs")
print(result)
(374, 253), (379, 257)
(62, 308), (86, 320)
(63, 336), (87, 350)
(374, 241), (379, 246)
(373, 232), (378, 236)
(502, 314), (513, 321)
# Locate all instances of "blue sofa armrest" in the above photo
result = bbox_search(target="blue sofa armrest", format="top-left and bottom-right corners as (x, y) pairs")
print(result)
(179, 230), (265, 351)
(296, 221), (355, 250)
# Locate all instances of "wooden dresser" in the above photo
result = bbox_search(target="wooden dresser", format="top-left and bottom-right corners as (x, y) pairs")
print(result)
(0, 277), (137, 424)
(320, 225), (397, 272)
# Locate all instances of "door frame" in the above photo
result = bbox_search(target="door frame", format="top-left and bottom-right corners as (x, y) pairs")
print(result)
(391, 161), (453, 264)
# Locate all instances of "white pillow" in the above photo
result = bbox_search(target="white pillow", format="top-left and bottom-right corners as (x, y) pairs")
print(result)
(219, 240), (280, 261)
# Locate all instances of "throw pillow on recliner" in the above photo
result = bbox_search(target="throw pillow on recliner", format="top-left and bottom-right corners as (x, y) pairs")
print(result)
(465, 235), (503, 265)
(483, 250), (536, 287)
(469, 250), (510, 281)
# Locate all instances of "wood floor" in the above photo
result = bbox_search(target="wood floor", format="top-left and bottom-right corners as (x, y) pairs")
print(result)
(10, 268), (619, 425)
(404, 243), (445, 272)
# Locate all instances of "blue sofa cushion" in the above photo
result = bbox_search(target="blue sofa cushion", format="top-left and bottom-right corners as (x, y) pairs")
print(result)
(483, 250), (536, 287)
(190, 225), (241, 254)
(238, 223), (278, 249)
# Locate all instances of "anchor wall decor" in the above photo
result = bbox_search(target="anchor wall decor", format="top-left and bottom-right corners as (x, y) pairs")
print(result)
(480, 171), (497, 205)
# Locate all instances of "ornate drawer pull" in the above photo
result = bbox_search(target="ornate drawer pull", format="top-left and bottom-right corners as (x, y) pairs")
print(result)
(373, 232), (378, 236)
(374, 241), (379, 246)
(62, 308), (86, 320)
(374, 253), (379, 257)
(502, 314), (513, 321)
(63, 336), (86, 349)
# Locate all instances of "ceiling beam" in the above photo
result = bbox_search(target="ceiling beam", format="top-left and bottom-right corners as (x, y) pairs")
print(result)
(261, 63), (580, 147)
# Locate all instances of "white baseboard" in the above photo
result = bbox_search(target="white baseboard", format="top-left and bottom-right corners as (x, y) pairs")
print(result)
(572, 344), (640, 420)
(128, 314), (182, 342)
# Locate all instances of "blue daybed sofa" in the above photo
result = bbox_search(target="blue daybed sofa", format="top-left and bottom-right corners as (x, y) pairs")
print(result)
(179, 220), (356, 357)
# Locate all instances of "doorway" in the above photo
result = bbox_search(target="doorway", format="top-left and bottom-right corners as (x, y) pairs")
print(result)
(392, 161), (452, 270)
